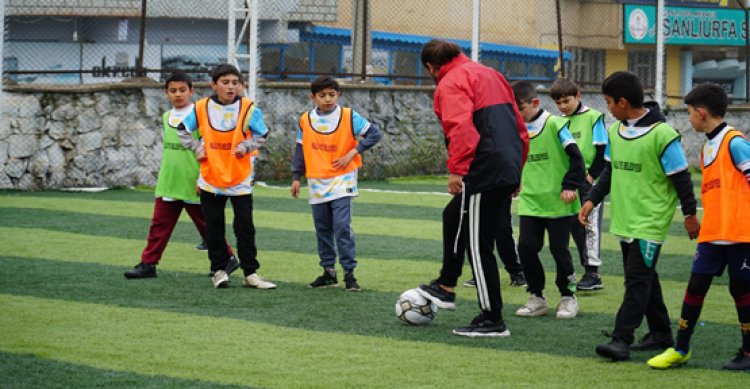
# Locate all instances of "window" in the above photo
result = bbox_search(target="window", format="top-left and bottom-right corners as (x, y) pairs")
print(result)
(260, 46), (282, 74)
(312, 43), (340, 74)
(283, 43), (310, 74)
(628, 49), (656, 88)
(529, 62), (551, 79)
(392, 50), (419, 85)
(480, 57), (501, 71)
(569, 47), (605, 86)
(503, 60), (526, 78)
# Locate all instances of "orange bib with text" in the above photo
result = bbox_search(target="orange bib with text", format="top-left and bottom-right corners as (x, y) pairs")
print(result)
(300, 107), (362, 179)
(196, 97), (255, 188)
(699, 129), (750, 243)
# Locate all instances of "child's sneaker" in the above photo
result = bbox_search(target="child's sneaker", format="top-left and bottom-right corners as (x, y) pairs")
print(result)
(452, 312), (510, 337)
(212, 270), (230, 288)
(124, 262), (157, 279)
(195, 241), (208, 251)
(577, 272), (603, 290)
(556, 296), (578, 319)
(509, 272), (526, 286)
(344, 272), (361, 292)
(647, 347), (691, 369)
(463, 278), (476, 287)
(417, 280), (456, 310)
(309, 268), (338, 288)
(243, 273), (277, 289)
(723, 349), (750, 370)
(515, 295), (549, 316)
(208, 256), (240, 277)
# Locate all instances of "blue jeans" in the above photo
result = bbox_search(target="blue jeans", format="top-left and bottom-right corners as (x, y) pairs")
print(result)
(312, 196), (356, 272)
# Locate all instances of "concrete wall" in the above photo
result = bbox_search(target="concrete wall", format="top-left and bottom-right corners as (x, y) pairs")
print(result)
(0, 81), (748, 190)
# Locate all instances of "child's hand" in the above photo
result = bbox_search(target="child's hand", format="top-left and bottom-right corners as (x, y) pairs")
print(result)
(291, 180), (301, 199)
(560, 189), (578, 204)
(233, 143), (248, 158)
(578, 200), (594, 226)
(332, 149), (358, 170)
(513, 185), (521, 197)
(196, 145), (207, 162)
(684, 214), (701, 240)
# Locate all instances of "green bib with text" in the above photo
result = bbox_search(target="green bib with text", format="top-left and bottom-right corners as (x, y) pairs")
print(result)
(519, 113), (580, 217)
(608, 121), (679, 241)
(154, 112), (201, 202)
(568, 108), (603, 169)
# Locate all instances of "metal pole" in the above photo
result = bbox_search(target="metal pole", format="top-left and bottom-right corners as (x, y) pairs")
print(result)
(360, 0), (368, 81)
(555, 0), (565, 77)
(655, 0), (665, 107)
(471, 0), (480, 62)
(247, 0), (259, 101)
(745, 0), (749, 102)
(136, 0), (147, 77)
(1, 0), (5, 104)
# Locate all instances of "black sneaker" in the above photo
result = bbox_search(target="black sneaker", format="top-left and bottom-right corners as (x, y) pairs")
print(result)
(577, 272), (603, 290)
(596, 339), (631, 361)
(195, 241), (208, 251)
(510, 272), (527, 287)
(453, 312), (510, 337)
(463, 278), (476, 287)
(344, 272), (361, 292)
(631, 331), (674, 351)
(723, 349), (750, 370)
(309, 268), (339, 288)
(417, 280), (456, 310)
(208, 256), (240, 277)
(124, 262), (156, 279)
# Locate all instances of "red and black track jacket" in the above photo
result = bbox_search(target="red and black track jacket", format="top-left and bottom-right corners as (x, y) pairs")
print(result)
(433, 54), (529, 194)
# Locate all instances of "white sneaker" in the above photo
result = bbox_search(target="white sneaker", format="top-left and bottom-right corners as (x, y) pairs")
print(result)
(243, 273), (277, 289)
(556, 296), (579, 319)
(212, 270), (230, 288)
(515, 295), (549, 317)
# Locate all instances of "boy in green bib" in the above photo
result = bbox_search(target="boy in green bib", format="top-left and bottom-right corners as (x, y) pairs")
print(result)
(125, 72), (235, 279)
(551, 77), (608, 291)
(512, 81), (585, 320)
(580, 71), (699, 361)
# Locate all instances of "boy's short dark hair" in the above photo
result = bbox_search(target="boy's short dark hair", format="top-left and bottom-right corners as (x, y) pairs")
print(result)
(512, 80), (537, 105)
(310, 76), (340, 94)
(421, 39), (462, 68)
(601, 71), (643, 108)
(550, 77), (580, 100)
(165, 72), (193, 89)
(684, 83), (728, 118)
(210, 64), (243, 83)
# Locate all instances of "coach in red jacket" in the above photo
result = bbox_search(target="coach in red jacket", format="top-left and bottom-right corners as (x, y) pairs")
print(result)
(417, 39), (529, 337)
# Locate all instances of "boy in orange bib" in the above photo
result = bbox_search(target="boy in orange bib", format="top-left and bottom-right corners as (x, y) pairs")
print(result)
(291, 77), (382, 292)
(647, 83), (750, 370)
(177, 64), (276, 290)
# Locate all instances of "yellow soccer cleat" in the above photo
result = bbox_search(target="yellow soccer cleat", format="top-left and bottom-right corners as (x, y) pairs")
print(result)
(647, 347), (691, 369)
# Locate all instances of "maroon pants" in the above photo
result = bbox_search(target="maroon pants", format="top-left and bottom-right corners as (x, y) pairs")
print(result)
(141, 197), (233, 263)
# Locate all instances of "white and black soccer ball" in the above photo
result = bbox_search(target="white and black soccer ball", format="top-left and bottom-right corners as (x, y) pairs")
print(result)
(395, 288), (438, 325)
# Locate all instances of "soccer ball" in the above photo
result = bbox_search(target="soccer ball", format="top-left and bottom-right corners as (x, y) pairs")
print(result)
(395, 288), (438, 325)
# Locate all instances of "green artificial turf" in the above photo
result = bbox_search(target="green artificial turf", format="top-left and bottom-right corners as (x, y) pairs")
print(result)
(0, 178), (747, 388)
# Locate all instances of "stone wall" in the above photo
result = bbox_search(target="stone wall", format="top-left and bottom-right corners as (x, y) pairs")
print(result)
(1, 81), (748, 190)
(7, 0), (339, 21)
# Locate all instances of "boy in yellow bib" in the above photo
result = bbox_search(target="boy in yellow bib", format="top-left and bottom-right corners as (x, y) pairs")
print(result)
(291, 77), (382, 292)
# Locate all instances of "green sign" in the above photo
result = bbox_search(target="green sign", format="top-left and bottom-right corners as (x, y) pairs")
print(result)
(624, 4), (747, 46)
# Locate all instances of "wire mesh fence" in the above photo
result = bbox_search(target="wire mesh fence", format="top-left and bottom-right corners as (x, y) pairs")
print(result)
(2, 1), (750, 189)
